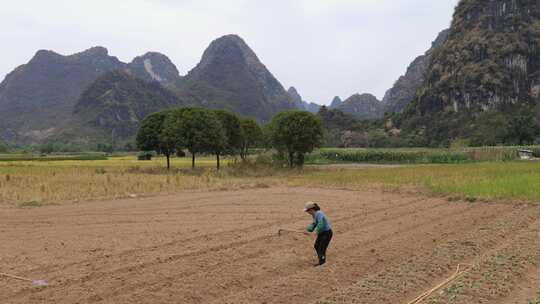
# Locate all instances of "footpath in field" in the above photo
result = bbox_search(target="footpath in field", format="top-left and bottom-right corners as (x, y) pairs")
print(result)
(1, 187), (540, 303)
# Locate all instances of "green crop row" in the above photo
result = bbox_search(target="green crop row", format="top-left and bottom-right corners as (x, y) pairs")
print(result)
(0, 154), (108, 162)
(303, 146), (540, 165)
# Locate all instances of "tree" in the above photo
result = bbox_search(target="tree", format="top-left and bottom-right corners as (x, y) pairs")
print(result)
(213, 110), (243, 169)
(506, 112), (538, 145)
(164, 107), (225, 169)
(0, 140), (9, 153)
(136, 111), (175, 169)
(239, 117), (263, 160)
(268, 110), (324, 168)
(96, 142), (114, 153)
(39, 142), (57, 154)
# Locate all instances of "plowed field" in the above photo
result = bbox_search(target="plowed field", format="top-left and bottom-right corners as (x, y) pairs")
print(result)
(1, 187), (539, 303)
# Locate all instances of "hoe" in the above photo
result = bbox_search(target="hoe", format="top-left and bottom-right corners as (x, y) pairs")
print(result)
(0, 272), (48, 287)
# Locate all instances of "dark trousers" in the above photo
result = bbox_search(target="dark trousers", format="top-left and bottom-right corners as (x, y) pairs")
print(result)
(314, 229), (333, 265)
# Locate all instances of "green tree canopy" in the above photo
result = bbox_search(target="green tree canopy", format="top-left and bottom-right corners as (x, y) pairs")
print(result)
(163, 107), (225, 168)
(0, 140), (9, 153)
(268, 110), (324, 168)
(505, 111), (539, 146)
(136, 111), (175, 169)
(239, 117), (263, 160)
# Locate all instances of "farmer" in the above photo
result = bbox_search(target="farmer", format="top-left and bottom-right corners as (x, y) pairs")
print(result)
(304, 202), (333, 266)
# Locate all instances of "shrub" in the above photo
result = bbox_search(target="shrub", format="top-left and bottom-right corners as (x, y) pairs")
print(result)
(137, 151), (154, 161)
(176, 150), (186, 158)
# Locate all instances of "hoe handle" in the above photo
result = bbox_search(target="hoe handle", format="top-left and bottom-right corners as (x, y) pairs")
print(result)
(279, 229), (307, 235)
(0, 272), (32, 282)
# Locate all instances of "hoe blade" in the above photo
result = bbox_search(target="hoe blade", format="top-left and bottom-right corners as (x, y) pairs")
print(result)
(32, 280), (48, 287)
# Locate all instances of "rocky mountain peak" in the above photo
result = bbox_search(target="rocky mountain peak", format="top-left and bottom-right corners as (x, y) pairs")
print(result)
(336, 93), (384, 120)
(287, 86), (300, 96)
(286, 86), (321, 113)
(329, 96), (343, 108)
(31, 50), (62, 62)
(287, 86), (303, 108)
(195, 34), (260, 71)
(79, 46), (109, 57)
(346, 93), (379, 103)
(128, 52), (180, 85)
(177, 34), (295, 122)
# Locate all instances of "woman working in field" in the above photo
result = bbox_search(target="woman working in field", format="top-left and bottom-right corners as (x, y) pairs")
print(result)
(304, 202), (333, 266)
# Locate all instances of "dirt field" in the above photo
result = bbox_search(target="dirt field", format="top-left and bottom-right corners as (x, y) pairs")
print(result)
(1, 187), (540, 303)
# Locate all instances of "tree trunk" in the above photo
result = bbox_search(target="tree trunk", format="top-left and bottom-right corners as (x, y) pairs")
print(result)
(288, 151), (294, 168)
(297, 153), (304, 168)
(216, 153), (221, 170)
(240, 144), (247, 161)
(166, 154), (170, 170)
(192, 153), (195, 169)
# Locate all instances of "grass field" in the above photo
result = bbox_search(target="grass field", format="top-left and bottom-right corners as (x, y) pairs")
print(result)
(1, 154), (540, 206)
(299, 162), (540, 202)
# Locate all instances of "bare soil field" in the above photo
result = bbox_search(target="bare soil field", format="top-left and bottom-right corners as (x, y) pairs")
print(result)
(1, 187), (540, 303)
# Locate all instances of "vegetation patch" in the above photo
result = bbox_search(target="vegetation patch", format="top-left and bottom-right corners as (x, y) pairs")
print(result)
(528, 292), (540, 304)
(17, 201), (44, 208)
(0, 153), (107, 162)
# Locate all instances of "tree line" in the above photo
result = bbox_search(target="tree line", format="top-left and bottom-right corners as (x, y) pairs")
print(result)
(136, 107), (323, 169)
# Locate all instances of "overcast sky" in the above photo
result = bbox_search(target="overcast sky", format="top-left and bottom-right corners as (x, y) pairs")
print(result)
(0, 0), (459, 105)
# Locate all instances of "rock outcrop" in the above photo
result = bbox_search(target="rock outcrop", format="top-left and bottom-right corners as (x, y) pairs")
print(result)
(127, 52), (181, 86)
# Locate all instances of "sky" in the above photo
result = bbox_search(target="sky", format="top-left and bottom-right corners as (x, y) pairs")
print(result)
(0, 0), (459, 105)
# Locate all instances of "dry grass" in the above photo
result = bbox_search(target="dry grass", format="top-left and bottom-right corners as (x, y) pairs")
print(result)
(2, 156), (540, 206)
(0, 156), (289, 206)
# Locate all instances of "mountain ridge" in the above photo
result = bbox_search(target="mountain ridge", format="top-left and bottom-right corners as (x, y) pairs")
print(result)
(0, 35), (300, 144)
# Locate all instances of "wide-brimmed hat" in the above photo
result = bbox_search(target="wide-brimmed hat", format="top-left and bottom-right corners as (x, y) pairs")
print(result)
(303, 202), (317, 212)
